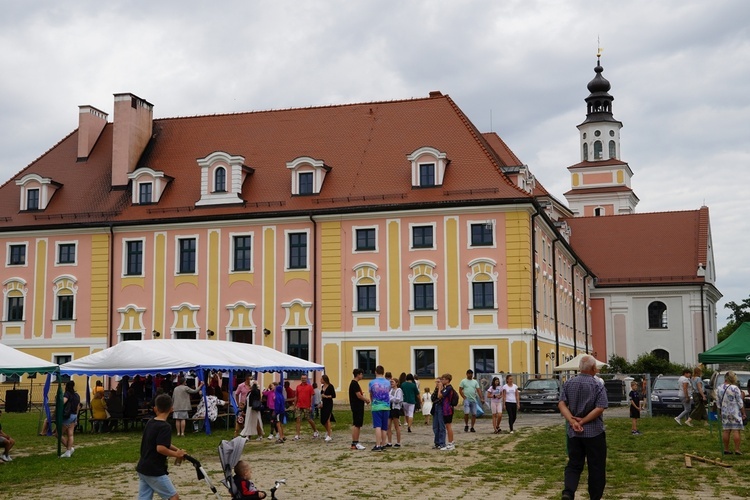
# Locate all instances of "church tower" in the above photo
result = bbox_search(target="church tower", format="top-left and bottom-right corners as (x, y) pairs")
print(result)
(564, 53), (639, 216)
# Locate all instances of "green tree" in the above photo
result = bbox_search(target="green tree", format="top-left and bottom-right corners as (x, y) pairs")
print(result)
(717, 295), (750, 343)
(601, 355), (631, 374)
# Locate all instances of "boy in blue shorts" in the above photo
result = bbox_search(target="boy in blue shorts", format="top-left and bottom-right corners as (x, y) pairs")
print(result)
(369, 365), (391, 452)
(136, 394), (188, 499)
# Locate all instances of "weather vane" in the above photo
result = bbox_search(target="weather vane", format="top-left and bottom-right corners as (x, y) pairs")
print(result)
(597, 36), (603, 60)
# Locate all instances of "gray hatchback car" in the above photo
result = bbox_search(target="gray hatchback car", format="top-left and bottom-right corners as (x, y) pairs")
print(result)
(650, 375), (690, 416)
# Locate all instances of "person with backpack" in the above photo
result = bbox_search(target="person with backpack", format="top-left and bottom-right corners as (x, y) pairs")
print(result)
(60, 380), (81, 458)
(438, 373), (458, 451)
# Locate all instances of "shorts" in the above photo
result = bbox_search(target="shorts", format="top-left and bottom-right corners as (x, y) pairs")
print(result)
(138, 472), (178, 500)
(296, 408), (312, 421)
(351, 407), (364, 428)
(173, 411), (189, 420)
(62, 414), (77, 427)
(0, 436), (7, 445)
(389, 408), (402, 420)
(630, 407), (641, 419)
(272, 413), (284, 424)
(402, 402), (415, 418)
(444, 413), (453, 424)
(491, 399), (503, 415)
(463, 399), (478, 416)
(372, 410), (389, 430)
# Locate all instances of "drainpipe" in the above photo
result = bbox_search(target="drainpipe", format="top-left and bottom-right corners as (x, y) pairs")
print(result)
(109, 223), (115, 349)
(530, 212), (540, 375)
(582, 271), (590, 354)
(552, 238), (560, 362)
(700, 283), (706, 352)
(571, 261), (577, 357)
(309, 214), (318, 382)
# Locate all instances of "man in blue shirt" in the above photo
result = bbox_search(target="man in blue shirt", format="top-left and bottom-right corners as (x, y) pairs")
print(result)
(558, 355), (608, 500)
(368, 365), (390, 452)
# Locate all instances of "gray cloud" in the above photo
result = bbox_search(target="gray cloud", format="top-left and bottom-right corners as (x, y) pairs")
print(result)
(0, 0), (748, 325)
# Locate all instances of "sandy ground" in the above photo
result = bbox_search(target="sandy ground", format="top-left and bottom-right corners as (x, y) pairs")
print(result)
(10, 407), (748, 499)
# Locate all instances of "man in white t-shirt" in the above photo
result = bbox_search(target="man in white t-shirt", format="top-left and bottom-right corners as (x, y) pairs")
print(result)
(459, 370), (484, 433)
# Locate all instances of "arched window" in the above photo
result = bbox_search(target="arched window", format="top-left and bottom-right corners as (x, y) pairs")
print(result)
(582, 143), (589, 161)
(214, 167), (226, 192)
(352, 263), (379, 312)
(467, 259), (497, 310)
(648, 301), (668, 329)
(608, 140), (616, 159)
(593, 141), (603, 160)
(594, 207), (603, 217)
(652, 349), (669, 361)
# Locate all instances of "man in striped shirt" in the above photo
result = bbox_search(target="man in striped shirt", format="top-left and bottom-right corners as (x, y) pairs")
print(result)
(558, 355), (608, 500)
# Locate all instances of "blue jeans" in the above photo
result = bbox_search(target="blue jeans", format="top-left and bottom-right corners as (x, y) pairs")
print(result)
(432, 405), (445, 448)
(138, 472), (178, 500)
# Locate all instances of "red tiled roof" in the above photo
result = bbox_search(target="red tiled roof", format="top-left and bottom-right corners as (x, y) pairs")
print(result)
(563, 185), (636, 197)
(567, 159), (629, 170)
(0, 94), (533, 229)
(565, 208), (710, 285)
(481, 132), (523, 167)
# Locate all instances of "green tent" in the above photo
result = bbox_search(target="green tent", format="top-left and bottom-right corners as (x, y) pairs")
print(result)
(698, 322), (750, 363)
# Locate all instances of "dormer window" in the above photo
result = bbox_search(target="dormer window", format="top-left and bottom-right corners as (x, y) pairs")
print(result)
(214, 167), (227, 193)
(27, 189), (39, 210)
(139, 183), (153, 204)
(196, 151), (253, 206)
(286, 157), (330, 196)
(15, 174), (61, 211)
(407, 147), (448, 188)
(129, 168), (171, 205)
(419, 164), (435, 187)
(298, 172), (313, 195)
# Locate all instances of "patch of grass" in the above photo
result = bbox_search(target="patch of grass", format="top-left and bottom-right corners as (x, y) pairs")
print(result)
(1, 410), (747, 498)
(466, 415), (748, 498)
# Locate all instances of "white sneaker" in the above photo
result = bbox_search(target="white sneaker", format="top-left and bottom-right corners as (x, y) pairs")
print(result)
(268, 434), (275, 440)
(69, 448), (75, 456)
(355, 443), (366, 450)
(313, 431), (320, 438)
(0, 455), (10, 462)
(324, 435), (332, 442)
(5, 455), (12, 462)
(60, 450), (71, 458)
(293, 435), (300, 441)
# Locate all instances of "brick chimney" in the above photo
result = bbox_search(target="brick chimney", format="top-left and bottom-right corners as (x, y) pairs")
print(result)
(112, 93), (153, 187)
(77, 105), (108, 160)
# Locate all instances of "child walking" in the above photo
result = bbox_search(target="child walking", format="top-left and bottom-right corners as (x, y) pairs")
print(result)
(629, 381), (642, 435)
(421, 387), (432, 425)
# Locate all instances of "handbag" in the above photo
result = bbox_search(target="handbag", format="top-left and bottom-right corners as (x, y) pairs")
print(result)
(251, 399), (263, 411)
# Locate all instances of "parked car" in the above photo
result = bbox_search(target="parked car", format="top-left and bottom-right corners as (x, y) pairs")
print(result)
(519, 378), (561, 412)
(651, 375), (691, 416)
(709, 370), (750, 409)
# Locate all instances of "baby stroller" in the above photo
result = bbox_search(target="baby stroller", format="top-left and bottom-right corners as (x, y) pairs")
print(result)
(182, 437), (285, 499)
(219, 436), (286, 499)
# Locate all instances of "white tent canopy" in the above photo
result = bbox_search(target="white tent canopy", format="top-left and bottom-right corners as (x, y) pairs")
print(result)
(59, 339), (324, 377)
(553, 353), (607, 372)
(0, 343), (58, 375)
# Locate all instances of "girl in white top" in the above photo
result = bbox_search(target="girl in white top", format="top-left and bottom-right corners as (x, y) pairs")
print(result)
(502, 374), (520, 434)
(387, 379), (403, 447)
(486, 376), (504, 433)
(421, 387), (433, 425)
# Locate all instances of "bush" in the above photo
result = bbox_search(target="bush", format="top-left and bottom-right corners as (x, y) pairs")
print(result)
(601, 352), (691, 376)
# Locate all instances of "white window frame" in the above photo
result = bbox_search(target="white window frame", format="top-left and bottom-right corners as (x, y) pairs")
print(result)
(174, 234), (199, 276)
(55, 241), (78, 267)
(229, 231), (254, 273)
(467, 220), (497, 249)
(409, 222), (436, 251)
(470, 345), (497, 374)
(122, 237), (146, 277)
(352, 225), (379, 253)
(284, 229), (310, 272)
(6, 242), (28, 267)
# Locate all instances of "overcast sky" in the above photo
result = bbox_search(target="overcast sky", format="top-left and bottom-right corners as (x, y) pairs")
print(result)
(1, 1), (748, 328)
